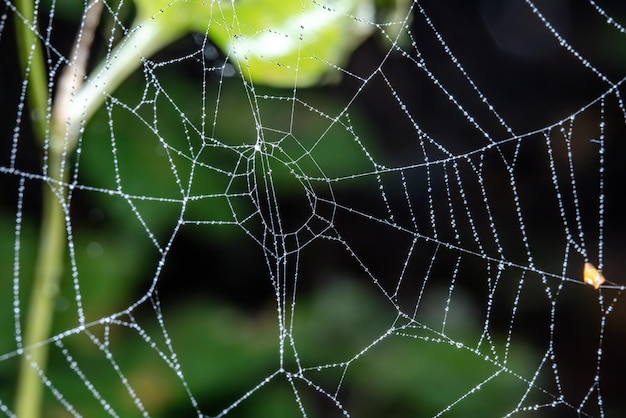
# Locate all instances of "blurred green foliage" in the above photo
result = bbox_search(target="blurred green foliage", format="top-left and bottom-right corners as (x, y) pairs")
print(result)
(0, 66), (544, 416)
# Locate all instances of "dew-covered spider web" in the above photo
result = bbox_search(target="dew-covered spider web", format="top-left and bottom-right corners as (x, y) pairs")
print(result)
(1, 0), (626, 417)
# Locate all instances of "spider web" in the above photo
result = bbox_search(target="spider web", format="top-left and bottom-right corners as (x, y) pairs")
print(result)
(1, 0), (626, 417)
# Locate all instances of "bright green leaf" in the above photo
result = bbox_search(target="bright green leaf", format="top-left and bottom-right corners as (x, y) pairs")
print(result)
(133, 0), (386, 87)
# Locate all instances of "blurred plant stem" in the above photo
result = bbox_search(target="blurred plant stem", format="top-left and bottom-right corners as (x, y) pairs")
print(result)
(14, 161), (67, 418)
(62, 16), (178, 141)
(12, 1), (101, 417)
(13, 0), (47, 142)
(13, 0), (54, 416)
(11, 0), (182, 414)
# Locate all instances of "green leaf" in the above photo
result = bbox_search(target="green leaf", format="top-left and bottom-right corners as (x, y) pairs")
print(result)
(133, 0), (377, 87)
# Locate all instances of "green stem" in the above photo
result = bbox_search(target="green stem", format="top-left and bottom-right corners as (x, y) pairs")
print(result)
(13, 4), (181, 416)
(14, 156), (67, 418)
(14, 0), (48, 143)
(62, 18), (180, 142)
(12, 1), (56, 417)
